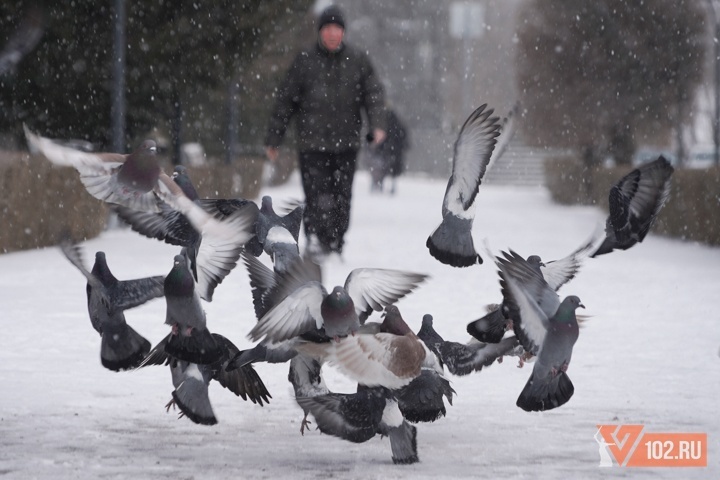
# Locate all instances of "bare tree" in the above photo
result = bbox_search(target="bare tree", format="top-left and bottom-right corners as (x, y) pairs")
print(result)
(515, 0), (707, 165)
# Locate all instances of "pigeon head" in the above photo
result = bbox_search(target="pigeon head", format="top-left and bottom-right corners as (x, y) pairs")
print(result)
(116, 139), (160, 193)
(526, 255), (545, 271)
(381, 305), (413, 336)
(553, 295), (585, 324)
(260, 196), (276, 215)
(91, 251), (118, 285)
(164, 254), (195, 297)
(172, 165), (199, 201)
(321, 286), (358, 338)
(421, 314), (434, 329)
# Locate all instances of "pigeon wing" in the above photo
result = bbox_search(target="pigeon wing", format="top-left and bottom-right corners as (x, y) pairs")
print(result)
(344, 268), (428, 322)
(247, 282), (326, 343)
(114, 276), (165, 311)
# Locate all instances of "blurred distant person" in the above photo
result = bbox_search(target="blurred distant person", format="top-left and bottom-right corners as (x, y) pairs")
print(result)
(370, 108), (409, 194)
(264, 4), (387, 261)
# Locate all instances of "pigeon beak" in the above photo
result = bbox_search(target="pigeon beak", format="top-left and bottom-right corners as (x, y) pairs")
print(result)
(540, 262), (546, 267)
(579, 303), (586, 309)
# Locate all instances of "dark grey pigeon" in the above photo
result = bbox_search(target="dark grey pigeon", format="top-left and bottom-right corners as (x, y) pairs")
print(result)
(138, 333), (271, 425)
(113, 166), (259, 301)
(248, 256), (428, 345)
(255, 196), (304, 274)
(592, 156), (674, 257)
(419, 313), (519, 376)
(395, 369), (455, 423)
(467, 238), (596, 344)
(60, 241), (164, 371)
(496, 251), (585, 412)
(163, 252), (222, 364)
(426, 104), (502, 267)
(295, 386), (419, 464)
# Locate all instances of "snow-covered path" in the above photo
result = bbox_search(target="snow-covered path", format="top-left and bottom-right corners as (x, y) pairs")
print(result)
(1, 171), (718, 479)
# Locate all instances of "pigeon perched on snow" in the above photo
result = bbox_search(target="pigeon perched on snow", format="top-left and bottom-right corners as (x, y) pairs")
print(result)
(592, 156), (674, 257)
(418, 313), (519, 377)
(113, 165), (259, 301)
(295, 386), (419, 464)
(247, 256), (428, 345)
(138, 333), (271, 425)
(60, 241), (164, 371)
(496, 250), (585, 412)
(467, 239), (595, 343)
(163, 252), (222, 364)
(426, 104), (502, 267)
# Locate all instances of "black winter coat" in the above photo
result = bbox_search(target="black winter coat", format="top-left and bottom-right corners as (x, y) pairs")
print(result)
(264, 41), (386, 153)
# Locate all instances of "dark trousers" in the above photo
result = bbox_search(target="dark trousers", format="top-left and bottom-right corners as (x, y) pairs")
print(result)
(298, 150), (357, 253)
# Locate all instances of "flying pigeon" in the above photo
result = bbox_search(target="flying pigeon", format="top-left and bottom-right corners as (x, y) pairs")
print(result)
(163, 252), (222, 364)
(254, 196), (303, 274)
(112, 165), (259, 301)
(24, 126), (255, 253)
(247, 256), (428, 345)
(496, 250), (585, 411)
(138, 333), (271, 425)
(418, 313), (519, 377)
(60, 240), (164, 371)
(426, 104), (502, 267)
(467, 239), (596, 343)
(592, 155), (674, 257)
(292, 306), (438, 389)
(295, 386), (419, 464)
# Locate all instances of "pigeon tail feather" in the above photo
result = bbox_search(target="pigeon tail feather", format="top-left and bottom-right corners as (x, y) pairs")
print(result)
(426, 215), (481, 268)
(164, 329), (223, 365)
(388, 421), (419, 465)
(171, 388), (218, 426)
(466, 307), (507, 343)
(516, 371), (574, 412)
(100, 324), (151, 371)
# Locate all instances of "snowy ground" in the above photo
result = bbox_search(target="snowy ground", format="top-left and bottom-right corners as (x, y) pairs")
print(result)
(1, 170), (718, 479)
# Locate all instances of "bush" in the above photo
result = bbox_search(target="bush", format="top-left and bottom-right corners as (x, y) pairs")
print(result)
(0, 151), (265, 254)
(545, 156), (720, 246)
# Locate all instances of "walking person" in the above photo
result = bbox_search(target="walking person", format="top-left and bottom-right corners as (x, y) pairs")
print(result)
(264, 4), (387, 260)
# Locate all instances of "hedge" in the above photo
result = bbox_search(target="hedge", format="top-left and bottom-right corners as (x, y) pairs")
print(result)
(544, 157), (720, 246)
(0, 151), (265, 253)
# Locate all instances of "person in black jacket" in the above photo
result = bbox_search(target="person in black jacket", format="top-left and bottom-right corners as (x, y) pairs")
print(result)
(264, 5), (387, 259)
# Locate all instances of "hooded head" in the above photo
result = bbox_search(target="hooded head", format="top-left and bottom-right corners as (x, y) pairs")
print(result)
(317, 5), (345, 30)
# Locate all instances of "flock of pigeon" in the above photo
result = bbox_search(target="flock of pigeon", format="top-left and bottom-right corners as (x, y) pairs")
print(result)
(23, 102), (675, 465)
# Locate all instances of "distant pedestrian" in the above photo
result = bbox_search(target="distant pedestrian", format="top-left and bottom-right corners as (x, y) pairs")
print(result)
(370, 109), (409, 194)
(264, 5), (387, 260)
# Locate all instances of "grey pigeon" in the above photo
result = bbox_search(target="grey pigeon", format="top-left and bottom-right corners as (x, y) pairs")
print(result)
(383, 308), (454, 423)
(248, 256), (428, 345)
(592, 155), (674, 257)
(295, 386), (419, 465)
(138, 333), (271, 425)
(426, 104), (502, 267)
(24, 126), (255, 253)
(60, 241), (164, 371)
(293, 305), (439, 389)
(163, 252), (221, 364)
(113, 166), (259, 301)
(288, 354), (330, 435)
(467, 239), (595, 343)
(496, 250), (585, 412)
(419, 313), (519, 377)
(255, 196), (304, 274)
